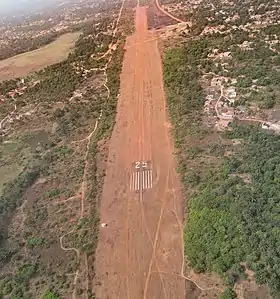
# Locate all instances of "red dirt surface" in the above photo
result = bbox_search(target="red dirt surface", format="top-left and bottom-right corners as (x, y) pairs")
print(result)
(94, 6), (185, 298)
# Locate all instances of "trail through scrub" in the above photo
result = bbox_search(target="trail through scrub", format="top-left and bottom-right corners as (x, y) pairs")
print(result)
(58, 2), (125, 297)
(155, 0), (185, 23)
(0, 98), (17, 130)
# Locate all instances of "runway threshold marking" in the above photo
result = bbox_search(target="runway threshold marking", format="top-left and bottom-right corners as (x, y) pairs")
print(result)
(130, 161), (153, 192)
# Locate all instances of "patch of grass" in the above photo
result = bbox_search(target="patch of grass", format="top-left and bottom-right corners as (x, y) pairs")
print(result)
(27, 237), (45, 249)
(0, 263), (38, 298)
(186, 147), (203, 159)
(52, 146), (72, 156)
(220, 288), (237, 299)
(0, 164), (40, 220)
(0, 32), (81, 81)
(42, 289), (60, 299)
(44, 189), (61, 199)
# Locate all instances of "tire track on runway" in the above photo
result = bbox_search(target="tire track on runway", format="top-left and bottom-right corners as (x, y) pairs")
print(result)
(121, 30), (141, 299)
(122, 36), (139, 299)
(135, 10), (168, 298)
(143, 166), (170, 299)
(127, 13), (168, 298)
(140, 34), (168, 298)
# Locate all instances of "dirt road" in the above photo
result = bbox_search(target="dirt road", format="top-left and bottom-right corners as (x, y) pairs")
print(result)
(94, 6), (185, 298)
(155, 0), (185, 23)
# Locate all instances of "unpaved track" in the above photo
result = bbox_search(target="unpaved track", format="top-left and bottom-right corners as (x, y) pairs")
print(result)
(94, 6), (185, 299)
(155, 0), (185, 23)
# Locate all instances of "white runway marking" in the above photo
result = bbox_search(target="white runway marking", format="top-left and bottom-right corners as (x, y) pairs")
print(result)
(137, 171), (140, 190)
(147, 170), (151, 188)
(142, 170), (146, 189)
(130, 170), (153, 191)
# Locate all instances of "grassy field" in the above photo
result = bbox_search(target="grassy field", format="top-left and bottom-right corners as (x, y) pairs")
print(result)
(0, 32), (81, 81)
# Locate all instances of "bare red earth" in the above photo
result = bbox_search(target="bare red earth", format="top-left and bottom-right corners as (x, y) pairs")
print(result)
(94, 6), (185, 299)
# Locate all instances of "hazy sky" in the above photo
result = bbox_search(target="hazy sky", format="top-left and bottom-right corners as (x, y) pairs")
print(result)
(0, 0), (33, 11)
(0, 0), (59, 16)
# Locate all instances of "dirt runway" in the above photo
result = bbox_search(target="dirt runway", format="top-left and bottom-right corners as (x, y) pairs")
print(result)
(94, 6), (185, 299)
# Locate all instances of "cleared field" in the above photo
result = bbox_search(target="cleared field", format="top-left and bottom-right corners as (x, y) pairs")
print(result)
(0, 32), (81, 81)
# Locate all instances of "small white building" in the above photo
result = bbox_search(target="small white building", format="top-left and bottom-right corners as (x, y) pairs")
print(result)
(206, 94), (214, 101)
(221, 108), (235, 119)
(262, 123), (270, 129)
(211, 77), (223, 87)
(225, 87), (237, 103)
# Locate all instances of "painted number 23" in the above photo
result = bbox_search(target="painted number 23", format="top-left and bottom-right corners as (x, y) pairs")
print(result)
(135, 161), (148, 169)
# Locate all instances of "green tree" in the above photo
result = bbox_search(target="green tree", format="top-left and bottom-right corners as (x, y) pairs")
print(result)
(220, 288), (237, 299)
(43, 289), (60, 299)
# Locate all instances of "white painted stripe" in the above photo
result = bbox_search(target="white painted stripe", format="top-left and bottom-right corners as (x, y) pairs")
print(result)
(133, 172), (136, 190)
(134, 172), (137, 190)
(144, 170), (147, 189)
(137, 171), (140, 190)
(130, 170), (153, 192)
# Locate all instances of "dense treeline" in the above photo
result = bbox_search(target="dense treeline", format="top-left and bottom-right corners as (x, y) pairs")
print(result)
(185, 124), (280, 298)
(164, 39), (208, 146)
(164, 28), (280, 299)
